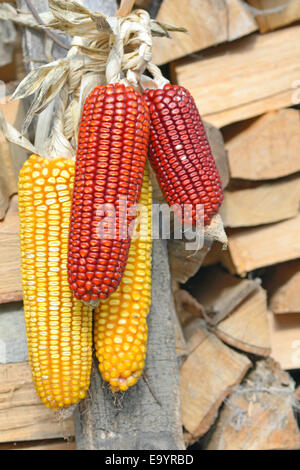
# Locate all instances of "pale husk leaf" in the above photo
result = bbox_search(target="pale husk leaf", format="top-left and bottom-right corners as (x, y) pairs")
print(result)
(11, 59), (67, 101)
(21, 61), (69, 133)
(0, 108), (37, 155)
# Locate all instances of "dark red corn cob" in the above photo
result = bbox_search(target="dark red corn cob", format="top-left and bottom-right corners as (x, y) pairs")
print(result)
(144, 84), (223, 226)
(68, 83), (150, 304)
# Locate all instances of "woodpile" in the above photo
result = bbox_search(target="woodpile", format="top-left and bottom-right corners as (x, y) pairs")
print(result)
(0, 0), (299, 451)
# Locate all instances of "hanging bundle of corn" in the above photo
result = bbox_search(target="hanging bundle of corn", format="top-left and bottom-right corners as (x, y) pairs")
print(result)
(1, 0), (227, 406)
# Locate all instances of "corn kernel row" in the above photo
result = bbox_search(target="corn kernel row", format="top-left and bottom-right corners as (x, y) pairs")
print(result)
(19, 155), (93, 409)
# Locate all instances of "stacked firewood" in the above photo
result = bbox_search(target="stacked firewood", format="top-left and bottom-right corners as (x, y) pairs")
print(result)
(159, 0), (300, 450)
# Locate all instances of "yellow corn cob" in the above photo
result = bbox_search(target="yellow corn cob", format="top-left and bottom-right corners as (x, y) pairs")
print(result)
(18, 154), (93, 410)
(94, 167), (152, 392)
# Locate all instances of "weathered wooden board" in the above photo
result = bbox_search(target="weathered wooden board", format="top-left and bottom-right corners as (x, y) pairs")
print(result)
(152, 0), (257, 65)
(214, 287), (271, 356)
(248, 0), (300, 33)
(268, 312), (300, 370)
(0, 195), (22, 303)
(181, 319), (251, 440)
(187, 265), (260, 325)
(0, 362), (74, 443)
(222, 214), (300, 275)
(220, 175), (300, 227)
(224, 110), (300, 180)
(173, 26), (300, 127)
(171, 282), (187, 362)
(207, 359), (300, 450)
(75, 240), (185, 450)
(264, 260), (300, 314)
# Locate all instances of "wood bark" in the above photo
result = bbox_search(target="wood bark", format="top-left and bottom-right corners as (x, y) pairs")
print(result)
(220, 175), (300, 227)
(206, 359), (300, 450)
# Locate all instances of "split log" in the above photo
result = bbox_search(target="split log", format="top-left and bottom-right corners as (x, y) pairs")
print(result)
(152, 0), (257, 65)
(0, 362), (74, 443)
(248, 0), (300, 33)
(263, 260), (300, 314)
(213, 287), (271, 357)
(220, 174), (300, 227)
(19, 0), (184, 450)
(0, 195), (22, 303)
(187, 265), (260, 325)
(173, 26), (300, 127)
(180, 319), (251, 441)
(268, 312), (300, 370)
(206, 359), (300, 450)
(222, 213), (300, 275)
(224, 110), (300, 180)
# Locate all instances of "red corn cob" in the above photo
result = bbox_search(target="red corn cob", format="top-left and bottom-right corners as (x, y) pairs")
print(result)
(144, 84), (223, 226)
(68, 83), (150, 304)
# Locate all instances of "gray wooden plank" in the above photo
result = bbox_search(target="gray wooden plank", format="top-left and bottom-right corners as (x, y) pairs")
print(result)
(0, 302), (27, 364)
